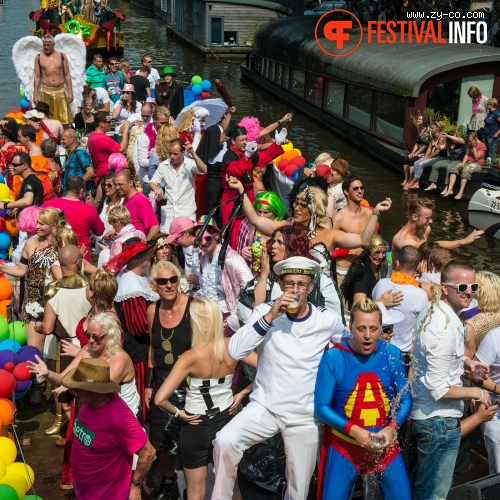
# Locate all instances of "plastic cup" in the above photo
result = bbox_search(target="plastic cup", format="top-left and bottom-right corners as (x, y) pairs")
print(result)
(286, 293), (301, 314)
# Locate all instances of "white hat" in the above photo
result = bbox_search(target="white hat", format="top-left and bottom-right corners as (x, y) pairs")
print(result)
(273, 256), (320, 277)
(376, 303), (404, 326)
(23, 109), (44, 121)
(194, 107), (210, 119)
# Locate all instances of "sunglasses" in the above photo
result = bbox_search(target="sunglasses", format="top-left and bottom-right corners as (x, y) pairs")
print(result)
(29, 118), (41, 123)
(11, 162), (26, 167)
(104, 121), (112, 124)
(155, 276), (179, 285)
(103, 183), (114, 188)
(83, 331), (107, 343)
(381, 326), (394, 335)
(445, 283), (480, 293)
(351, 186), (365, 192)
(418, 215), (433, 222)
(199, 234), (215, 244)
(141, 114), (151, 119)
(145, 60), (152, 63)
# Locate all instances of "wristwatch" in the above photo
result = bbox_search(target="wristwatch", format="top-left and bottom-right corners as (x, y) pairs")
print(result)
(131, 478), (142, 488)
(372, 209), (381, 217)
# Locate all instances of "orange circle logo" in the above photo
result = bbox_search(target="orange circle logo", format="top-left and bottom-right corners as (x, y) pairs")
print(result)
(314, 10), (363, 58)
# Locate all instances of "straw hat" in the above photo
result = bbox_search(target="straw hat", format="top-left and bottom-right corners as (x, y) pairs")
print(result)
(62, 358), (120, 394)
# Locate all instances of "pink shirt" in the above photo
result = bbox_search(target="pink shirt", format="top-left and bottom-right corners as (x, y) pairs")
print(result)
(43, 198), (105, 260)
(87, 132), (120, 182)
(71, 392), (147, 500)
(123, 191), (158, 236)
(466, 141), (487, 165)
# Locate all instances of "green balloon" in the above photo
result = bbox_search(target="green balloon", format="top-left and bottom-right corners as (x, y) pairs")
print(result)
(191, 75), (202, 86)
(0, 316), (8, 342)
(19, 89), (25, 99)
(0, 484), (19, 500)
(9, 322), (27, 345)
(22, 496), (44, 500)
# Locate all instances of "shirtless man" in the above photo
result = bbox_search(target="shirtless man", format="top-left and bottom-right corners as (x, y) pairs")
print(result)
(25, 102), (64, 145)
(33, 34), (73, 127)
(332, 175), (374, 285)
(391, 198), (483, 263)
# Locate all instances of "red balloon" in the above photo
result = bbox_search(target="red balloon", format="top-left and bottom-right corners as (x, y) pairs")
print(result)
(0, 218), (5, 232)
(201, 91), (210, 99)
(278, 159), (289, 171)
(290, 156), (306, 167)
(0, 369), (15, 398)
(285, 164), (298, 177)
(13, 362), (31, 381)
(4, 362), (14, 373)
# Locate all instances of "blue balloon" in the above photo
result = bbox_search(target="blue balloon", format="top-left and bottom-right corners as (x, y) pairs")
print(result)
(0, 350), (18, 369)
(17, 346), (42, 363)
(15, 389), (29, 399)
(0, 231), (10, 250)
(0, 339), (22, 353)
(0, 174), (5, 184)
(15, 379), (32, 392)
(194, 95), (203, 101)
(186, 84), (192, 91)
(20, 97), (30, 109)
(0, 210), (7, 220)
(192, 84), (202, 96)
(201, 80), (211, 91)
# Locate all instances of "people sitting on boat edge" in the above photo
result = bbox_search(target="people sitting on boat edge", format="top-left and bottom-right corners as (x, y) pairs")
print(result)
(401, 113), (431, 188)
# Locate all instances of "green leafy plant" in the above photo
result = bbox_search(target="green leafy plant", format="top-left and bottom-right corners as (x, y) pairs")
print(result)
(424, 107), (466, 137)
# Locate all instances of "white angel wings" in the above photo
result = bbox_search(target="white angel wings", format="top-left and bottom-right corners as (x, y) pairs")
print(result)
(12, 34), (87, 116)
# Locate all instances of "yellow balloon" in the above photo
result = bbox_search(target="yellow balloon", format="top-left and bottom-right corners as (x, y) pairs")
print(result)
(0, 472), (28, 499)
(0, 437), (17, 466)
(282, 141), (294, 151)
(7, 463), (35, 488)
(0, 184), (11, 201)
(0, 456), (6, 480)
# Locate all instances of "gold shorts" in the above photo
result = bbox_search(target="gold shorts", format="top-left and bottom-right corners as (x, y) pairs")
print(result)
(39, 84), (72, 125)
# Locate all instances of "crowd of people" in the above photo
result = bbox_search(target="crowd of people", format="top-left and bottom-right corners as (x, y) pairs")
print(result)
(2, 32), (500, 500)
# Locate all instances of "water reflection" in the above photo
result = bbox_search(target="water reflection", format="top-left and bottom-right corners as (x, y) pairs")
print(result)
(1, 0), (499, 272)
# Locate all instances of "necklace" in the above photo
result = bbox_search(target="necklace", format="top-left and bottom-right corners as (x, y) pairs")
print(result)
(160, 327), (175, 364)
(161, 299), (180, 318)
(308, 228), (319, 240)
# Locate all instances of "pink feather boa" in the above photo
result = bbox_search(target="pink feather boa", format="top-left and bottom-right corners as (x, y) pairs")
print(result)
(144, 122), (157, 151)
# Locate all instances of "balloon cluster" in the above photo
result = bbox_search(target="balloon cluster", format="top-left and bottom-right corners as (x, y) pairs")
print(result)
(19, 90), (30, 113)
(186, 75), (212, 102)
(0, 184), (16, 261)
(0, 435), (40, 500)
(274, 142), (306, 179)
(0, 315), (37, 400)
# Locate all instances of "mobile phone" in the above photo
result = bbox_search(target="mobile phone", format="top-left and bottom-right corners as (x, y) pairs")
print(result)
(493, 398), (500, 406)
(288, 112), (294, 118)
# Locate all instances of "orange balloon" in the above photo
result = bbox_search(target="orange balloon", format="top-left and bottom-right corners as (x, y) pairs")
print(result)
(0, 400), (13, 426)
(0, 280), (12, 302)
(0, 300), (11, 318)
(281, 149), (300, 161)
(360, 199), (370, 208)
(4, 220), (18, 238)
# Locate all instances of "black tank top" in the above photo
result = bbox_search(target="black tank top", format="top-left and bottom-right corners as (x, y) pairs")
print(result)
(152, 296), (193, 381)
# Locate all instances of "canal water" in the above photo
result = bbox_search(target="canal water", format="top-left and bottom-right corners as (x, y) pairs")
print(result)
(1, 0), (499, 273)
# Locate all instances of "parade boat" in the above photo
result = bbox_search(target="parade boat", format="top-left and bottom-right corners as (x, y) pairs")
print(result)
(468, 188), (500, 239)
(241, 16), (500, 199)
(29, 9), (125, 58)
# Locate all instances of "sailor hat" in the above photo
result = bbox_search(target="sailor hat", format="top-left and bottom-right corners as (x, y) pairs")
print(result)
(273, 256), (320, 277)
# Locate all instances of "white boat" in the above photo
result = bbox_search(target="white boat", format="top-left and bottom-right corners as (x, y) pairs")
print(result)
(468, 188), (500, 239)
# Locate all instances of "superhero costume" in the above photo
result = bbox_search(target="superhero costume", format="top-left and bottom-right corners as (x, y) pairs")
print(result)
(315, 339), (412, 500)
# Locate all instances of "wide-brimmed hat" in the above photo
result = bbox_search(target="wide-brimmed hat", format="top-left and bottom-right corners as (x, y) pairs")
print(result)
(194, 215), (219, 233)
(330, 156), (350, 178)
(34, 101), (51, 116)
(63, 358), (120, 394)
(104, 238), (153, 272)
(273, 256), (320, 277)
(150, 233), (174, 254)
(165, 217), (196, 244)
(146, 97), (156, 104)
(376, 303), (404, 327)
(23, 109), (45, 121)
(121, 83), (135, 93)
(162, 66), (177, 77)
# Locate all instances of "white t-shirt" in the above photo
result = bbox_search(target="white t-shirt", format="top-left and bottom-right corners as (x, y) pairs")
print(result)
(476, 327), (500, 393)
(372, 279), (429, 351)
(136, 67), (160, 89)
(93, 87), (110, 111)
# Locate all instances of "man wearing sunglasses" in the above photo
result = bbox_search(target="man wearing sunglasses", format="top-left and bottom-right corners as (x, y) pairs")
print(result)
(411, 259), (491, 500)
(391, 197), (483, 264)
(136, 54), (160, 88)
(332, 174), (375, 285)
(102, 57), (125, 105)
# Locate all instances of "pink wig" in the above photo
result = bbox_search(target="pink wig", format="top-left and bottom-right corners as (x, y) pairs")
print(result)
(108, 153), (128, 173)
(18, 206), (42, 233)
(238, 116), (261, 143)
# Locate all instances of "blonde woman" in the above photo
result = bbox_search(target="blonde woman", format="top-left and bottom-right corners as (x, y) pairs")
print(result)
(154, 297), (256, 500)
(148, 121), (179, 183)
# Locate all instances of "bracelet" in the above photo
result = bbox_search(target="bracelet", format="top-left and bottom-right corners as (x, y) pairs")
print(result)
(172, 406), (180, 418)
(277, 120), (282, 126)
(494, 383), (498, 394)
(372, 209), (381, 217)
(145, 368), (155, 389)
(476, 387), (484, 402)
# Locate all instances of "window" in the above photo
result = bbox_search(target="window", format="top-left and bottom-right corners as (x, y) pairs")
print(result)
(263, 59), (269, 78)
(275, 63), (282, 85)
(291, 69), (305, 97)
(283, 66), (290, 89)
(325, 80), (344, 117)
(347, 85), (372, 129)
(224, 31), (238, 46)
(375, 92), (405, 144)
(269, 62), (275, 82)
(161, 0), (167, 11)
(256, 56), (263, 74)
(306, 74), (325, 107)
(210, 17), (224, 45)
